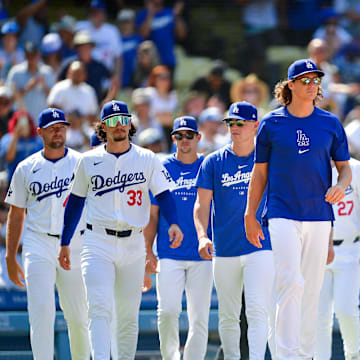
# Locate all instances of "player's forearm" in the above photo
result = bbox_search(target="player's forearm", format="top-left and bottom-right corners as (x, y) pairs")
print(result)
(143, 208), (159, 254)
(5, 207), (25, 260)
(245, 163), (268, 217)
(336, 161), (352, 191)
(193, 198), (210, 240)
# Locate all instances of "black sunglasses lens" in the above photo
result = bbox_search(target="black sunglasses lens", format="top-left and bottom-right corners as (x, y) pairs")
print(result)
(185, 133), (195, 139)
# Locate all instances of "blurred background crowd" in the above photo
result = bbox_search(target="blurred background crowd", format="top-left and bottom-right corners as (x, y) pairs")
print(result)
(1, 0), (360, 288)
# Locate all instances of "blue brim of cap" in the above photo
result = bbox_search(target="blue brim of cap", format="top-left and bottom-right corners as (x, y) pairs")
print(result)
(289, 69), (325, 80)
(222, 115), (256, 121)
(171, 126), (199, 135)
(41, 120), (71, 128)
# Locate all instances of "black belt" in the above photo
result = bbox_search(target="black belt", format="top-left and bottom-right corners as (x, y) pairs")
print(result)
(333, 236), (360, 246)
(86, 223), (132, 238)
(47, 230), (85, 239)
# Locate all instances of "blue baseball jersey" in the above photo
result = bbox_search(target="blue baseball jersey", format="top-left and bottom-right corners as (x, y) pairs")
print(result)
(136, 8), (176, 67)
(196, 145), (271, 257)
(255, 106), (350, 221)
(152, 154), (207, 261)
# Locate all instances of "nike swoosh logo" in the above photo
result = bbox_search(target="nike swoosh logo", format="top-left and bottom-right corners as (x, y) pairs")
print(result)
(180, 171), (191, 175)
(93, 161), (102, 166)
(298, 149), (310, 154)
(33, 168), (41, 173)
(238, 165), (248, 169)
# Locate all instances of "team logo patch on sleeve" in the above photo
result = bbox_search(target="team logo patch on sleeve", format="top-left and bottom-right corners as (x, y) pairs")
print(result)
(161, 170), (172, 182)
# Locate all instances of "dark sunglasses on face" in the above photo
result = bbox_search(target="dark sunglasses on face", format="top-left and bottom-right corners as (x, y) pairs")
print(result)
(226, 119), (246, 127)
(296, 77), (321, 85)
(173, 132), (196, 140)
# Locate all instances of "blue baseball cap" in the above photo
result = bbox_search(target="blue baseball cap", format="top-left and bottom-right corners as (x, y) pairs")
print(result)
(199, 107), (222, 124)
(171, 116), (199, 134)
(90, 132), (103, 147)
(1, 20), (19, 35)
(101, 100), (131, 122)
(288, 59), (324, 80)
(38, 108), (70, 128)
(90, 0), (106, 9)
(41, 33), (62, 55)
(223, 101), (257, 122)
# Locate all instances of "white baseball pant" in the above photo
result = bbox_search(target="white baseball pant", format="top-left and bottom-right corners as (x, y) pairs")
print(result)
(315, 257), (360, 360)
(213, 250), (274, 360)
(269, 218), (331, 360)
(80, 226), (146, 360)
(22, 228), (89, 360)
(156, 258), (213, 360)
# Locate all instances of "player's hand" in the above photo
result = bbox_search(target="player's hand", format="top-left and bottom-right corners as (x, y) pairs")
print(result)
(327, 242), (335, 265)
(58, 246), (71, 270)
(145, 251), (158, 274)
(244, 214), (264, 248)
(198, 237), (213, 260)
(5, 257), (25, 287)
(168, 224), (183, 248)
(142, 272), (152, 293)
(325, 184), (345, 204)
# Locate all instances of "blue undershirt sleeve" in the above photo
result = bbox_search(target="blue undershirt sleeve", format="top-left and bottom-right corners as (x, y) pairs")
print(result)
(155, 190), (178, 226)
(61, 193), (86, 246)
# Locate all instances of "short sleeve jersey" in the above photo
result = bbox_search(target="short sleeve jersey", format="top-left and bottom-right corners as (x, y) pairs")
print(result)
(255, 106), (350, 221)
(196, 145), (271, 257)
(5, 148), (82, 235)
(152, 154), (207, 261)
(70, 144), (173, 229)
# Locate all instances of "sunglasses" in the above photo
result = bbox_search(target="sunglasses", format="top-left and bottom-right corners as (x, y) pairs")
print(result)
(103, 115), (131, 127)
(173, 132), (196, 140)
(226, 119), (246, 127)
(296, 77), (321, 85)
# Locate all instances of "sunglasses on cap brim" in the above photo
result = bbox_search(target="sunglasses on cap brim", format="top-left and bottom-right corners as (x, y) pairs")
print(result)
(103, 115), (131, 127)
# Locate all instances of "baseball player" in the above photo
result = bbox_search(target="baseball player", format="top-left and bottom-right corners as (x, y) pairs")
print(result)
(144, 116), (213, 360)
(245, 59), (352, 359)
(5, 108), (90, 360)
(315, 158), (360, 360)
(58, 100), (183, 359)
(194, 102), (274, 359)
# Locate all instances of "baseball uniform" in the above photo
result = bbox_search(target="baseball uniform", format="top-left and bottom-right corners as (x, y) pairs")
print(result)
(196, 144), (274, 360)
(153, 153), (213, 360)
(5, 147), (89, 360)
(315, 158), (360, 360)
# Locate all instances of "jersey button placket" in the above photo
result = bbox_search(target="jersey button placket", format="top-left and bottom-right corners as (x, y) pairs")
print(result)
(114, 160), (121, 216)
(50, 167), (57, 234)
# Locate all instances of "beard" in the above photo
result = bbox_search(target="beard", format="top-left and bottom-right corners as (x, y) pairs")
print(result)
(47, 138), (66, 149)
(112, 133), (128, 142)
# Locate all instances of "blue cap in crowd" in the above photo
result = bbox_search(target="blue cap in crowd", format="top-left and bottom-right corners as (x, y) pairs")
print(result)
(90, 132), (103, 147)
(38, 108), (70, 128)
(101, 100), (131, 122)
(41, 33), (62, 55)
(1, 20), (19, 35)
(90, 0), (106, 10)
(199, 107), (223, 124)
(288, 59), (325, 80)
(171, 116), (199, 134)
(223, 101), (257, 122)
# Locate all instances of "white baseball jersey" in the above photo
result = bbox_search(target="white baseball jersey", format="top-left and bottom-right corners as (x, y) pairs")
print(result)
(5, 148), (82, 236)
(332, 158), (360, 258)
(70, 143), (173, 229)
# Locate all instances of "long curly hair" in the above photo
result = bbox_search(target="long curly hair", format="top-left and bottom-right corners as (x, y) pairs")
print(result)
(94, 121), (137, 143)
(274, 79), (323, 106)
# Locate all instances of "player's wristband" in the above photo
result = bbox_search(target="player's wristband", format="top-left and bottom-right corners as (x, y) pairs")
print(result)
(155, 190), (178, 226)
(61, 193), (86, 246)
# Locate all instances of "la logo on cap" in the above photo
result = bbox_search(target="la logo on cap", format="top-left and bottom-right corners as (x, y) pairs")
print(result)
(306, 60), (313, 69)
(180, 117), (187, 126)
(233, 104), (239, 113)
(52, 109), (60, 118)
(112, 101), (120, 112)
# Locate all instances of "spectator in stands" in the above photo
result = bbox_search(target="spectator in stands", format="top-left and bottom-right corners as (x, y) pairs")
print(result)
(0, 110), (42, 182)
(137, 127), (165, 155)
(333, 0), (360, 38)
(6, 41), (55, 124)
(51, 15), (77, 60)
(197, 106), (228, 156)
(64, 110), (90, 153)
(313, 8), (353, 60)
(130, 87), (163, 146)
(190, 59), (232, 108)
(0, 85), (14, 139)
(179, 91), (207, 119)
(16, 0), (48, 47)
(76, 0), (122, 85)
(131, 40), (160, 88)
(136, 0), (187, 73)
(117, 9), (143, 89)
(0, 20), (24, 81)
(41, 33), (63, 77)
(58, 30), (113, 103)
(230, 74), (270, 119)
(48, 60), (98, 126)
(147, 65), (178, 151)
